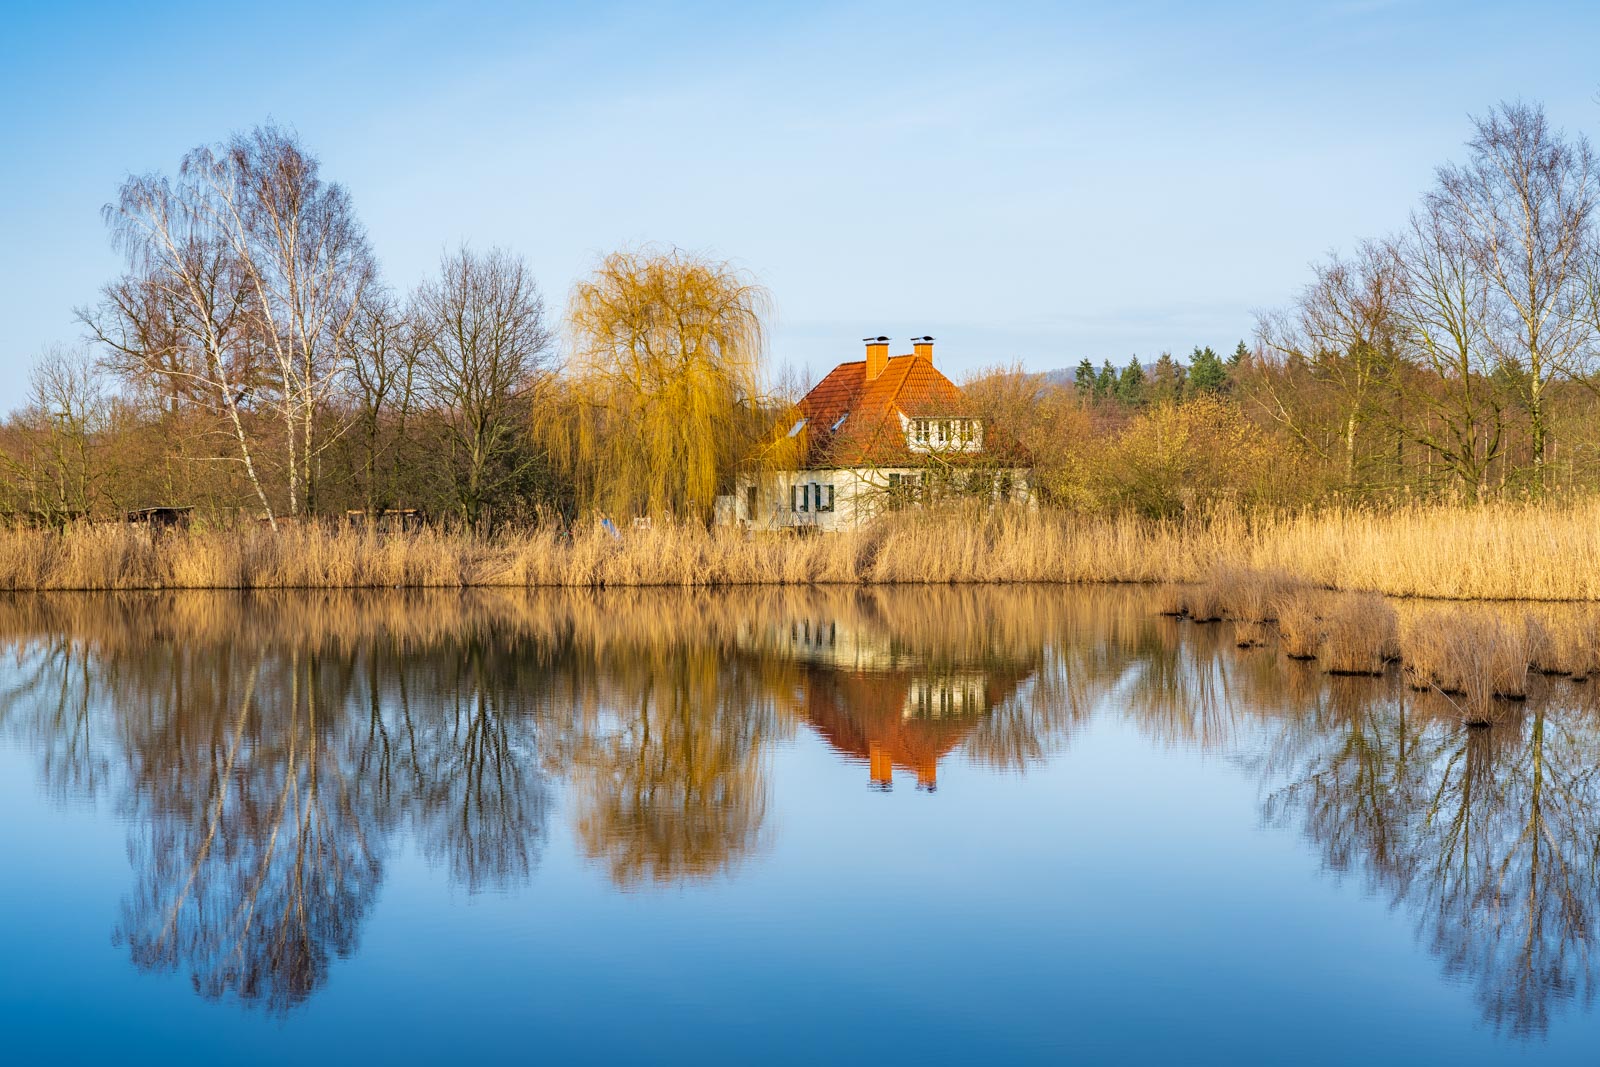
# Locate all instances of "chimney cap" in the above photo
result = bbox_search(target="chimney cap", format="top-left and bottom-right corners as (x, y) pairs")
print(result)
(912, 335), (935, 343)
(862, 335), (890, 343)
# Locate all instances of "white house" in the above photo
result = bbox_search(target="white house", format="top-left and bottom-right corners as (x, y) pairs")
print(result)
(718, 336), (1031, 531)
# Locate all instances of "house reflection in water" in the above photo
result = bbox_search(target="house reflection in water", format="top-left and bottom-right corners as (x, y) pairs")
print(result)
(757, 607), (1040, 791)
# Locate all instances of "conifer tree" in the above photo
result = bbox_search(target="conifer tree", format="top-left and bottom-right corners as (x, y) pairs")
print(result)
(1187, 345), (1228, 394)
(1150, 351), (1186, 403)
(1073, 358), (1096, 397)
(1094, 359), (1117, 399)
(1117, 357), (1146, 405)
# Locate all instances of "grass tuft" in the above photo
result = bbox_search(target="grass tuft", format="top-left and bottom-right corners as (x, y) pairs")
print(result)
(1318, 593), (1397, 676)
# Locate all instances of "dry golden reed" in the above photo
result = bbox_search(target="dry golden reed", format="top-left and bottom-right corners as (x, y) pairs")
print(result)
(1179, 564), (1299, 646)
(1154, 584), (1189, 617)
(1399, 608), (1530, 724)
(1399, 613), (1459, 692)
(1523, 607), (1600, 679)
(1317, 594), (1398, 675)
(1220, 566), (1298, 623)
(1276, 590), (1326, 659)
(1184, 584), (1227, 623)
(1, 498), (1599, 596)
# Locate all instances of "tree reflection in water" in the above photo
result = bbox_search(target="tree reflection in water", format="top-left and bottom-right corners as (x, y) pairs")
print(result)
(2, 587), (1600, 1031)
(113, 655), (382, 1013)
(1261, 684), (1600, 1036)
(568, 640), (780, 885)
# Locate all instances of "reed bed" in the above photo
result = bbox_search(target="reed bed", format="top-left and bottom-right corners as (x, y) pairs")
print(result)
(1182, 583), (1227, 624)
(1219, 566), (1298, 623)
(1317, 594), (1398, 676)
(1276, 590), (1326, 659)
(1523, 607), (1600, 680)
(1157, 566), (1302, 645)
(1397, 609), (1531, 724)
(1162, 562), (1564, 726)
(1, 498), (1600, 596)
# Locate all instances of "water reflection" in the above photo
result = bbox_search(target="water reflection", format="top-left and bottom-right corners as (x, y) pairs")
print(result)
(754, 589), (1046, 789)
(1, 587), (1600, 1034)
(1262, 687), (1600, 1036)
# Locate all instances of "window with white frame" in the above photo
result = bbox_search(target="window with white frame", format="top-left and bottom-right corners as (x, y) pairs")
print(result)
(907, 416), (982, 453)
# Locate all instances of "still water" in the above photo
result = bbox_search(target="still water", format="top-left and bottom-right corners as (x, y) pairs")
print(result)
(2, 586), (1599, 1063)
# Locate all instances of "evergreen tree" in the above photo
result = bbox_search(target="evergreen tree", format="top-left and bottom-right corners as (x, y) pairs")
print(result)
(1230, 340), (1249, 369)
(1117, 357), (1146, 405)
(1094, 359), (1117, 400)
(1150, 351), (1186, 403)
(1073, 358), (1096, 397)
(1187, 345), (1228, 394)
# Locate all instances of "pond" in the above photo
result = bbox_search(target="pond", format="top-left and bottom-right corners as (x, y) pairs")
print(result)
(2, 586), (1598, 1064)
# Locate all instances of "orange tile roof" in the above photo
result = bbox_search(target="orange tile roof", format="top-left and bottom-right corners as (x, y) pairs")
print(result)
(796, 353), (971, 468)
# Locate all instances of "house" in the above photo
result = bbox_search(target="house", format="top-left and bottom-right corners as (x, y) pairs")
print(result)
(719, 335), (1031, 531)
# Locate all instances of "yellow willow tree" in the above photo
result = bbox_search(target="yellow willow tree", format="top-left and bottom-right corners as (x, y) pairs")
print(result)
(561, 248), (776, 521)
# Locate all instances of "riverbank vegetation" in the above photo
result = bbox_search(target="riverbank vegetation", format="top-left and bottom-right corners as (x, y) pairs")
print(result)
(2, 498), (1600, 597)
(1166, 561), (1600, 724)
(6, 103), (1600, 600)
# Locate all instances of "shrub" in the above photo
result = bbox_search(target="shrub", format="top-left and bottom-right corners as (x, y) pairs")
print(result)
(1091, 396), (1286, 518)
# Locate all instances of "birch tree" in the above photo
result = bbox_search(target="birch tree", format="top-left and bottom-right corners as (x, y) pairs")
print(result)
(86, 164), (276, 520)
(197, 126), (375, 515)
(1430, 102), (1598, 490)
(85, 125), (374, 522)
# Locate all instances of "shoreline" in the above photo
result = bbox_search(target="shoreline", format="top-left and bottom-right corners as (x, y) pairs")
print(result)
(3, 500), (1600, 601)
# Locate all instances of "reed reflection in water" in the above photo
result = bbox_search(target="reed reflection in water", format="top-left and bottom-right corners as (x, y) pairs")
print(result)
(1, 585), (1599, 1038)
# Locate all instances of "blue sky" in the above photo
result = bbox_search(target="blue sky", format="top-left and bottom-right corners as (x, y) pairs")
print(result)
(3, 0), (1599, 405)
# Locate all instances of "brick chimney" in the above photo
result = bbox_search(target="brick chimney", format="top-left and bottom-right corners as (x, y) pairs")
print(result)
(864, 335), (890, 380)
(912, 335), (934, 362)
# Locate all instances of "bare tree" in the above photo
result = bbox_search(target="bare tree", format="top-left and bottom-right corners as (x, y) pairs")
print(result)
(345, 290), (421, 515)
(197, 126), (376, 515)
(0, 347), (113, 518)
(84, 164), (275, 520)
(1255, 243), (1398, 486)
(83, 125), (375, 522)
(1430, 102), (1598, 490)
(413, 247), (554, 527)
(1386, 210), (1506, 498)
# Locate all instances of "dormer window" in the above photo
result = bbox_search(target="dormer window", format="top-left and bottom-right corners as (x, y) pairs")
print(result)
(907, 417), (982, 453)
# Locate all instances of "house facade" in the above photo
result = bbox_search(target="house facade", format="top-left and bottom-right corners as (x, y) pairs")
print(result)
(718, 336), (1031, 531)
